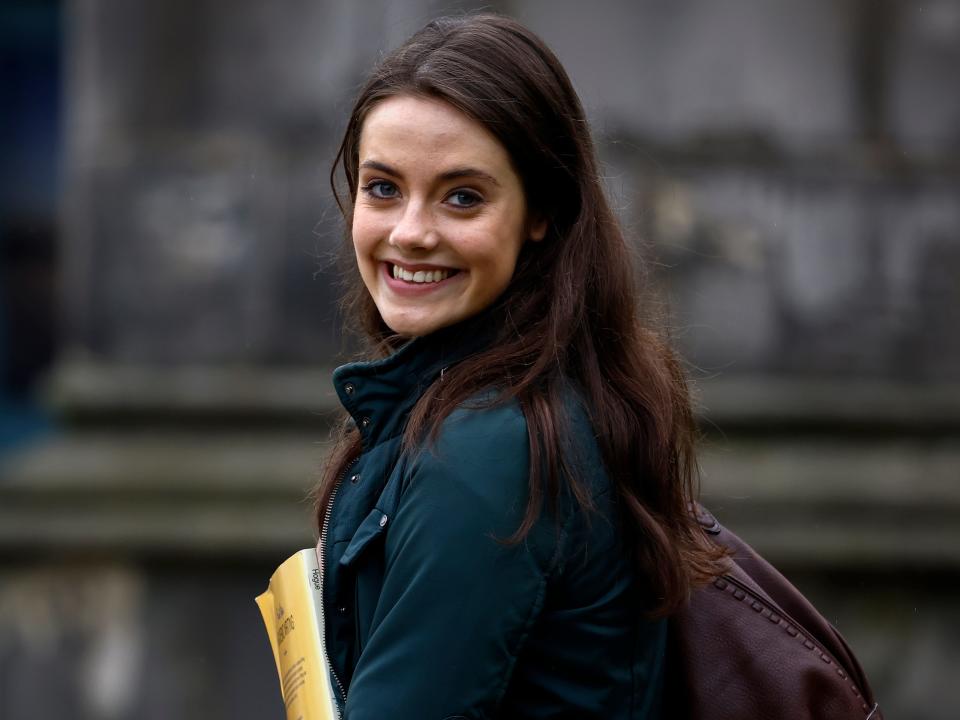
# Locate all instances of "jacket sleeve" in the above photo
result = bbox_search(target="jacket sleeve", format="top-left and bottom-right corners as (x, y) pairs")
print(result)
(343, 402), (561, 720)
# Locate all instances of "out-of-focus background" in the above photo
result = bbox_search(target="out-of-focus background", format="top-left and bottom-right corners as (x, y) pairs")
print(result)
(1, 0), (958, 717)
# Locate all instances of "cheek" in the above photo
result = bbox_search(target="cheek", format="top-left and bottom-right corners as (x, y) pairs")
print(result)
(476, 227), (526, 280)
(351, 212), (379, 264)
(461, 213), (526, 269)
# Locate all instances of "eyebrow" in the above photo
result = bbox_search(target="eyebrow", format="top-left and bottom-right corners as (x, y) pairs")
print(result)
(359, 159), (501, 187)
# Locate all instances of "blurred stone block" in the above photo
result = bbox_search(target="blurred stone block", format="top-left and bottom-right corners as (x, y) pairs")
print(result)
(890, 0), (960, 154)
(0, 561), (280, 720)
(519, 0), (855, 149)
(62, 0), (365, 364)
(628, 164), (960, 381)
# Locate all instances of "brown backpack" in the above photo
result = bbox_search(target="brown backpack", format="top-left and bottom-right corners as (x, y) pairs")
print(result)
(663, 505), (883, 719)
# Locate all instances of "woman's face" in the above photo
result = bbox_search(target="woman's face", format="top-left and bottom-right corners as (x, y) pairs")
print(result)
(352, 94), (545, 337)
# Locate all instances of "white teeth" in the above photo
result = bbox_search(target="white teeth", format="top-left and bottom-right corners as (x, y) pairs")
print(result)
(391, 265), (451, 283)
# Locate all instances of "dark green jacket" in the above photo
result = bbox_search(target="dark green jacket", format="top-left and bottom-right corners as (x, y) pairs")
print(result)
(318, 322), (665, 719)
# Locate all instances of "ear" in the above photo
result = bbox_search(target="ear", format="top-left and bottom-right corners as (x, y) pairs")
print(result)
(527, 214), (548, 242)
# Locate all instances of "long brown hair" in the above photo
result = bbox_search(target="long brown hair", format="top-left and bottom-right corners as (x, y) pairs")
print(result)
(314, 13), (726, 616)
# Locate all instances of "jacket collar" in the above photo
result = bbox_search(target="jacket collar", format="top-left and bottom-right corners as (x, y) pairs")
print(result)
(332, 313), (497, 449)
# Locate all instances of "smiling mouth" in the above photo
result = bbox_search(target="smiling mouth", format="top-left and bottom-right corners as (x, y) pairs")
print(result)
(388, 263), (460, 284)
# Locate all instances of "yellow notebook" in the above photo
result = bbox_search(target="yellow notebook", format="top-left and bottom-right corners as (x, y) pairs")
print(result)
(256, 549), (339, 720)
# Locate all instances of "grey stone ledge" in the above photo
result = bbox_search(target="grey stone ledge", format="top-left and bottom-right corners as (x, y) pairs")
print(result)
(0, 431), (328, 495)
(45, 360), (960, 431)
(1, 431), (957, 565)
(45, 359), (340, 419)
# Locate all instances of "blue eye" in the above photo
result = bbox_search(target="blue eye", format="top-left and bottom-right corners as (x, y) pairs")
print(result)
(447, 190), (481, 208)
(362, 181), (399, 199)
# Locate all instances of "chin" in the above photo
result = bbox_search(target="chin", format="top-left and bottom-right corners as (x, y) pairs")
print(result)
(382, 315), (437, 338)
(382, 311), (454, 338)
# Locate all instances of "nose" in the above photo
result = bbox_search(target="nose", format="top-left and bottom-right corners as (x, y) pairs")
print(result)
(388, 200), (438, 252)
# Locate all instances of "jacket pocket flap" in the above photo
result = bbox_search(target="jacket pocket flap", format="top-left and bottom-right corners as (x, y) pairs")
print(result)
(339, 508), (389, 567)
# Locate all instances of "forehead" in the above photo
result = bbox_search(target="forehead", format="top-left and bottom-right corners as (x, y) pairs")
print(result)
(357, 95), (512, 170)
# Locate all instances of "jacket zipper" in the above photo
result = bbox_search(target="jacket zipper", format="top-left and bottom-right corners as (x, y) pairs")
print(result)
(318, 457), (357, 718)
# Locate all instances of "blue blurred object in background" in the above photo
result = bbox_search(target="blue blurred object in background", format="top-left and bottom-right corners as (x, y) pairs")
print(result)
(0, 0), (59, 453)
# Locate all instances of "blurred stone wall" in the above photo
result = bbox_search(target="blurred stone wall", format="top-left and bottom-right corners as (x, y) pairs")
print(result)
(1, 1), (958, 718)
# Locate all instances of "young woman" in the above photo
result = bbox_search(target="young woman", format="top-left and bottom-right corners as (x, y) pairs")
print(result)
(313, 13), (726, 719)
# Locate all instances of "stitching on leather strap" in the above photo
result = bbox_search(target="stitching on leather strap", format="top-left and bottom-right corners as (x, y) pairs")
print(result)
(712, 576), (873, 714)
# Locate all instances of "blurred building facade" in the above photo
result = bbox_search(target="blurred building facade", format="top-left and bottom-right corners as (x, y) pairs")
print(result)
(1, 0), (959, 718)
